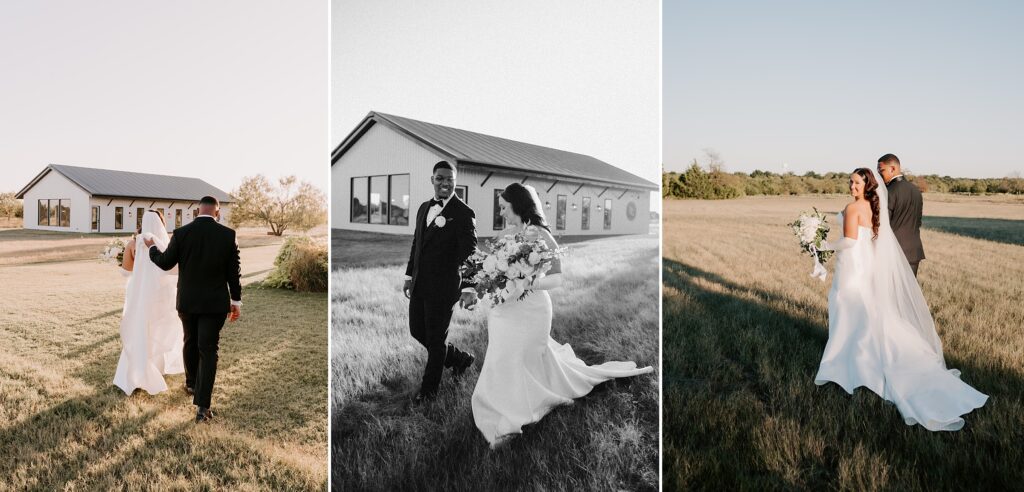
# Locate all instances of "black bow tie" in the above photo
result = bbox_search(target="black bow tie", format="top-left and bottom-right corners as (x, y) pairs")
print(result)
(429, 199), (444, 207)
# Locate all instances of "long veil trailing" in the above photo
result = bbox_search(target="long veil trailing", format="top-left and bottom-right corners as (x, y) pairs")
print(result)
(869, 168), (945, 363)
(866, 168), (987, 430)
(112, 211), (184, 395)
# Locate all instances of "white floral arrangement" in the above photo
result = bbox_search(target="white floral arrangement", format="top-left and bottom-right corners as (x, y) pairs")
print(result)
(789, 208), (833, 281)
(460, 231), (567, 307)
(99, 238), (127, 267)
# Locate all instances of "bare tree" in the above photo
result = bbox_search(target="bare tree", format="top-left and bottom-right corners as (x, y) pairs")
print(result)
(230, 175), (326, 236)
(0, 192), (20, 222)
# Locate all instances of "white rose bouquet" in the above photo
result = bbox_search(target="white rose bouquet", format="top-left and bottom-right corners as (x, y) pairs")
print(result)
(789, 208), (833, 281)
(461, 231), (567, 307)
(99, 238), (128, 267)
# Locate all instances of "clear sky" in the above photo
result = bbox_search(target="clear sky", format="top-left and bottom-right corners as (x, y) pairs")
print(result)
(664, 0), (1024, 178)
(0, 1), (328, 194)
(332, 0), (661, 207)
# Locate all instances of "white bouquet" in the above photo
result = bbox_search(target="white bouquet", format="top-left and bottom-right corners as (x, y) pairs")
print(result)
(99, 238), (127, 267)
(789, 208), (833, 281)
(461, 231), (567, 307)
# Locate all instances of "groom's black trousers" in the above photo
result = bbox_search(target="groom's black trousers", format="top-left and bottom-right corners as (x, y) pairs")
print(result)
(179, 312), (225, 409)
(409, 294), (467, 396)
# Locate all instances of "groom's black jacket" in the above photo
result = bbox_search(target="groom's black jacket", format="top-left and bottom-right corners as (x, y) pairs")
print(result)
(405, 196), (476, 303)
(887, 176), (925, 264)
(149, 216), (242, 314)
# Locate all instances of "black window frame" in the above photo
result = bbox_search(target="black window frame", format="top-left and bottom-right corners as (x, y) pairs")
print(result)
(115, 207), (124, 230)
(493, 189), (505, 230)
(581, 196), (591, 230)
(556, 195), (567, 230)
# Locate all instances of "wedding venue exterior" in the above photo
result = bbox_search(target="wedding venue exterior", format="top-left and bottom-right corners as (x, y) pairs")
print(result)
(15, 164), (233, 234)
(331, 111), (658, 237)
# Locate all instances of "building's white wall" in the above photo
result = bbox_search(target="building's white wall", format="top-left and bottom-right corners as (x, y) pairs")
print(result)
(459, 168), (650, 237)
(331, 122), (444, 233)
(87, 198), (233, 234)
(21, 171), (91, 232)
(332, 122), (652, 237)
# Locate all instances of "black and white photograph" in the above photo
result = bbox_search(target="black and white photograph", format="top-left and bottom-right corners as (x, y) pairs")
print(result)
(330, 1), (661, 490)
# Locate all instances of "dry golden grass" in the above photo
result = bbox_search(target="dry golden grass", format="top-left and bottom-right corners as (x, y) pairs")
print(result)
(332, 231), (660, 491)
(662, 194), (1024, 490)
(0, 240), (327, 490)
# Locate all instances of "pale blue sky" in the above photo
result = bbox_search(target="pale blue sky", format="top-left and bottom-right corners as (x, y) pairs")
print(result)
(664, 0), (1024, 178)
(333, 0), (661, 206)
(0, 1), (327, 194)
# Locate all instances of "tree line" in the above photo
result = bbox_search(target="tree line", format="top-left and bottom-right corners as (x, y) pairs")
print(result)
(664, 161), (1024, 200)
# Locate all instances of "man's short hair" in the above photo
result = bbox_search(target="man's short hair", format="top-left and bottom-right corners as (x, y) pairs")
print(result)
(878, 154), (901, 166)
(199, 196), (220, 207)
(432, 160), (455, 174)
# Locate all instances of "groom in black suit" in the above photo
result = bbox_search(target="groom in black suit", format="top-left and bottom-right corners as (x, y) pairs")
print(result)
(878, 153), (925, 276)
(146, 196), (242, 422)
(404, 161), (477, 402)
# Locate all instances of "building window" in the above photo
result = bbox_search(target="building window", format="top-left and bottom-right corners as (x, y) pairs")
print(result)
(91, 206), (99, 231)
(115, 207), (124, 230)
(175, 209), (182, 228)
(49, 199), (58, 226)
(493, 189), (505, 230)
(455, 185), (468, 203)
(58, 200), (70, 227)
(581, 197), (591, 230)
(350, 174), (410, 225)
(603, 198), (612, 230)
(369, 175), (387, 224)
(556, 195), (567, 230)
(136, 207), (145, 232)
(389, 174), (410, 226)
(350, 177), (368, 222)
(37, 200), (47, 226)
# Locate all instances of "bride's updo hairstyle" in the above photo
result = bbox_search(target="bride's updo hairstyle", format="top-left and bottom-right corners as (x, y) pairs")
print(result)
(501, 183), (551, 232)
(853, 168), (880, 239)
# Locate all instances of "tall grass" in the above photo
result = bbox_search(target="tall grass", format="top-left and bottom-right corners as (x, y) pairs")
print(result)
(332, 232), (660, 491)
(662, 195), (1024, 490)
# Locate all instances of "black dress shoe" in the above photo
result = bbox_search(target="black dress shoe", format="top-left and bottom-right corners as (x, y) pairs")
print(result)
(195, 407), (214, 423)
(452, 353), (475, 382)
(412, 391), (435, 406)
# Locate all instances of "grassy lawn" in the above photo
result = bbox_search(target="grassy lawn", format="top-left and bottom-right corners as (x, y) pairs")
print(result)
(332, 232), (660, 491)
(0, 240), (328, 489)
(662, 194), (1024, 490)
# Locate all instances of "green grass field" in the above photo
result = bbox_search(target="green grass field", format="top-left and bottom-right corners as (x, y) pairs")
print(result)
(662, 194), (1024, 490)
(0, 236), (327, 490)
(332, 230), (660, 491)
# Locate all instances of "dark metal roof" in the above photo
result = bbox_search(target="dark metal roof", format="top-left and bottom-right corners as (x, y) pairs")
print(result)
(16, 164), (233, 202)
(332, 111), (658, 191)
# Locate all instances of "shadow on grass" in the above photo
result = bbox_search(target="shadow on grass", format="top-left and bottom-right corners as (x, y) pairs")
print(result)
(662, 258), (1023, 490)
(922, 216), (1024, 246)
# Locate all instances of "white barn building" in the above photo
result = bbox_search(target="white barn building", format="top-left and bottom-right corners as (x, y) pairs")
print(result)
(16, 164), (233, 234)
(331, 112), (657, 237)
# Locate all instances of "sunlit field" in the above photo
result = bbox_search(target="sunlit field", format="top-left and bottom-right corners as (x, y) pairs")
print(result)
(0, 233), (328, 490)
(332, 230), (660, 491)
(662, 194), (1024, 490)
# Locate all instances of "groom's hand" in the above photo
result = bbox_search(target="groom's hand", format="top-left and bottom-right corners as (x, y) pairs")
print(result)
(143, 237), (155, 248)
(403, 280), (412, 299)
(228, 304), (241, 322)
(459, 292), (477, 310)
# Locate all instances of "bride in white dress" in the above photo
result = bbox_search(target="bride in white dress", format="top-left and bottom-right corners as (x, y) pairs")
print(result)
(815, 168), (987, 431)
(471, 183), (654, 447)
(113, 210), (184, 395)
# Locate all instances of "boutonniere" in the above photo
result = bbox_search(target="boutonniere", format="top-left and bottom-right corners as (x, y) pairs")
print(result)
(434, 216), (447, 228)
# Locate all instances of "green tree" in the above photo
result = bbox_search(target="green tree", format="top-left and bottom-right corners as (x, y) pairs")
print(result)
(230, 175), (326, 236)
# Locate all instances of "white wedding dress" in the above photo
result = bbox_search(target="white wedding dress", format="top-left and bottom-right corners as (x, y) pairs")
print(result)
(815, 170), (987, 431)
(472, 226), (653, 446)
(113, 212), (184, 395)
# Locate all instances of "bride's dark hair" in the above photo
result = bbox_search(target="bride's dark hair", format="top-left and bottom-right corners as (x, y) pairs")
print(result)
(500, 183), (550, 231)
(853, 168), (880, 239)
